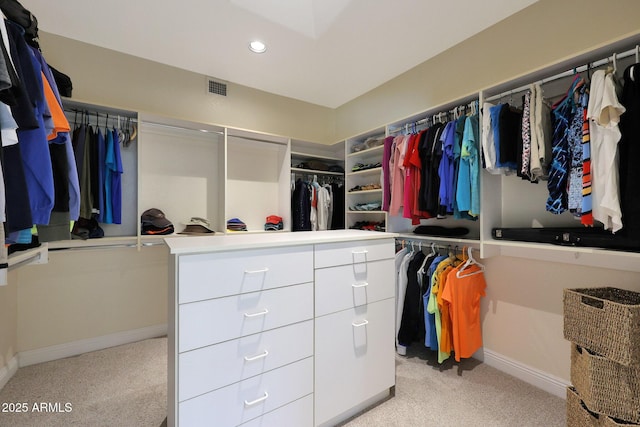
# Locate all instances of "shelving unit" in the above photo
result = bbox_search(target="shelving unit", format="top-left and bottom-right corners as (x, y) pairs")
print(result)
(345, 129), (386, 231)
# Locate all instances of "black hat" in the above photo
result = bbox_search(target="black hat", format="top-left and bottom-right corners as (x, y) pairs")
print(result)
(141, 208), (172, 228)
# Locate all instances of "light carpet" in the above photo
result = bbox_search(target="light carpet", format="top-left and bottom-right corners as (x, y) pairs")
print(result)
(0, 338), (565, 426)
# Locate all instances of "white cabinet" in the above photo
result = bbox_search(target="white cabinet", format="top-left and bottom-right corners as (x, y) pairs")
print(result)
(167, 231), (397, 427)
(313, 238), (396, 427)
(314, 299), (396, 427)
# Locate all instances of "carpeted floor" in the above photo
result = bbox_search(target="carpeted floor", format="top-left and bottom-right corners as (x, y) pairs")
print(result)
(340, 345), (565, 427)
(0, 338), (565, 426)
(0, 338), (167, 427)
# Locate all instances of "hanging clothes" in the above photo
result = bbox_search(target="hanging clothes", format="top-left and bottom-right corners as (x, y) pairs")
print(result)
(587, 69), (625, 232)
(567, 86), (588, 216)
(547, 77), (582, 214)
(292, 178), (311, 231)
(619, 63), (640, 239)
(442, 263), (487, 362)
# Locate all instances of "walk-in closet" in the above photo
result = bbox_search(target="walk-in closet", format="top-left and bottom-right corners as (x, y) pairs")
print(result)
(2, 1), (640, 426)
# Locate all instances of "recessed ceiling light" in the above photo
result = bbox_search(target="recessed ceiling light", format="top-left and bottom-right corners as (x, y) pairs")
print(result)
(249, 40), (267, 54)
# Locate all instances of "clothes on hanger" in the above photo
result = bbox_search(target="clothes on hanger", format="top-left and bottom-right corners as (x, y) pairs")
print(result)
(291, 174), (344, 231)
(394, 240), (487, 363)
(383, 104), (481, 223)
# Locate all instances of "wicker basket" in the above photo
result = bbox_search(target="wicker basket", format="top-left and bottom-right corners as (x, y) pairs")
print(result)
(567, 386), (640, 427)
(567, 386), (599, 427)
(564, 287), (640, 366)
(572, 344), (640, 423)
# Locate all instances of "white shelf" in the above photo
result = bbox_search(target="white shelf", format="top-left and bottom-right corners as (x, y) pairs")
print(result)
(347, 210), (385, 214)
(347, 145), (384, 158)
(347, 167), (382, 176)
(291, 151), (343, 162)
(347, 189), (382, 195)
(291, 167), (344, 176)
(482, 240), (640, 272)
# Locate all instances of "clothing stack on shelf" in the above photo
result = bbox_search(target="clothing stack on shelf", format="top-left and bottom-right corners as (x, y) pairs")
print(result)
(291, 177), (344, 231)
(394, 241), (486, 363)
(484, 57), (640, 245)
(226, 217), (247, 232)
(383, 103), (481, 226)
(563, 287), (640, 426)
(264, 215), (283, 231)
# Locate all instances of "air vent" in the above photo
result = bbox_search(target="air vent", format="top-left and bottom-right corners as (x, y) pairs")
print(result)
(207, 78), (227, 96)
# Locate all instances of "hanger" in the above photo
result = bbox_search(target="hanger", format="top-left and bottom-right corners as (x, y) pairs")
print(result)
(456, 247), (485, 278)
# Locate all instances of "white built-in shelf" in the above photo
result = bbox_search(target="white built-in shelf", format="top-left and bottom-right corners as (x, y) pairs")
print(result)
(347, 210), (385, 214)
(291, 151), (343, 162)
(347, 145), (384, 158)
(347, 167), (382, 176)
(347, 189), (383, 195)
(482, 239), (640, 273)
(291, 167), (344, 176)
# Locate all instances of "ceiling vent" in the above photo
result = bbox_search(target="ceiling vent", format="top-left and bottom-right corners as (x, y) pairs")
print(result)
(207, 78), (227, 96)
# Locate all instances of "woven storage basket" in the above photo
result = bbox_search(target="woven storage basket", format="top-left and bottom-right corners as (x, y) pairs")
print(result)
(564, 287), (640, 366)
(567, 387), (640, 427)
(571, 344), (640, 423)
(567, 386), (600, 427)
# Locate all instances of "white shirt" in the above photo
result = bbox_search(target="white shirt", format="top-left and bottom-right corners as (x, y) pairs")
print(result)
(588, 70), (625, 232)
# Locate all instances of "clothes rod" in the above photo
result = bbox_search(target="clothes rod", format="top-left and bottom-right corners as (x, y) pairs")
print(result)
(64, 107), (137, 120)
(388, 100), (479, 133)
(485, 46), (639, 103)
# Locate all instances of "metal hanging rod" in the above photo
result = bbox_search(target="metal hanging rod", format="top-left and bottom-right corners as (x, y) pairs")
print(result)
(485, 45), (640, 103)
(388, 100), (480, 134)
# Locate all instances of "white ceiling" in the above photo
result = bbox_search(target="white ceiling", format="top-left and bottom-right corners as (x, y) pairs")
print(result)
(27, 0), (537, 108)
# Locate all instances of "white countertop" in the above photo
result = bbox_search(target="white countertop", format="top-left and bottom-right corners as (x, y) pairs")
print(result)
(164, 230), (397, 255)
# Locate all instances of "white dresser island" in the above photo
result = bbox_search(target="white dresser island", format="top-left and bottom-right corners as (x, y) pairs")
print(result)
(165, 230), (397, 427)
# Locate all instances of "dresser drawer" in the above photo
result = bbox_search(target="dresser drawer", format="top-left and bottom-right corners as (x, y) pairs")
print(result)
(315, 259), (395, 317)
(178, 246), (313, 303)
(179, 320), (313, 402)
(179, 282), (313, 352)
(314, 239), (394, 268)
(314, 298), (395, 426)
(179, 357), (313, 427)
(239, 395), (313, 427)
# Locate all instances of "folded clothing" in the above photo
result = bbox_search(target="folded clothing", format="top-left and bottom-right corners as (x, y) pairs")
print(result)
(349, 201), (382, 211)
(227, 218), (247, 231)
(265, 215), (284, 231)
(180, 217), (215, 234)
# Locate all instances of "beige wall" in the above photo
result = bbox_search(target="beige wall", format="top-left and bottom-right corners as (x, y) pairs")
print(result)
(0, 271), (18, 372)
(16, 246), (168, 352)
(5, 0), (640, 388)
(39, 33), (335, 145)
(482, 257), (640, 381)
(335, 0), (640, 140)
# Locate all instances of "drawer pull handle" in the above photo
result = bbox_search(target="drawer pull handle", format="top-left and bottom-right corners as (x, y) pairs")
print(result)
(244, 392), (269, 406)
(351, 250), (368, 255)
(244, 350), (269, 361)
(352, 319), (369, 327)
(244, 308), (269, 318)
(244, 267), (269, 274)
(352, 282), (369, 288)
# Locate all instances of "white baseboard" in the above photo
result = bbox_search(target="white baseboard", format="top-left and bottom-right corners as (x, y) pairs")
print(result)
(0, 355), (18, 391)
(478, 348), (569, 399)
(18, 323), (167, 368)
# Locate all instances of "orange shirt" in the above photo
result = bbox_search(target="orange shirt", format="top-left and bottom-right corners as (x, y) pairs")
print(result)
(42, 71), (70, 141)
(442, 265), (487, 362)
